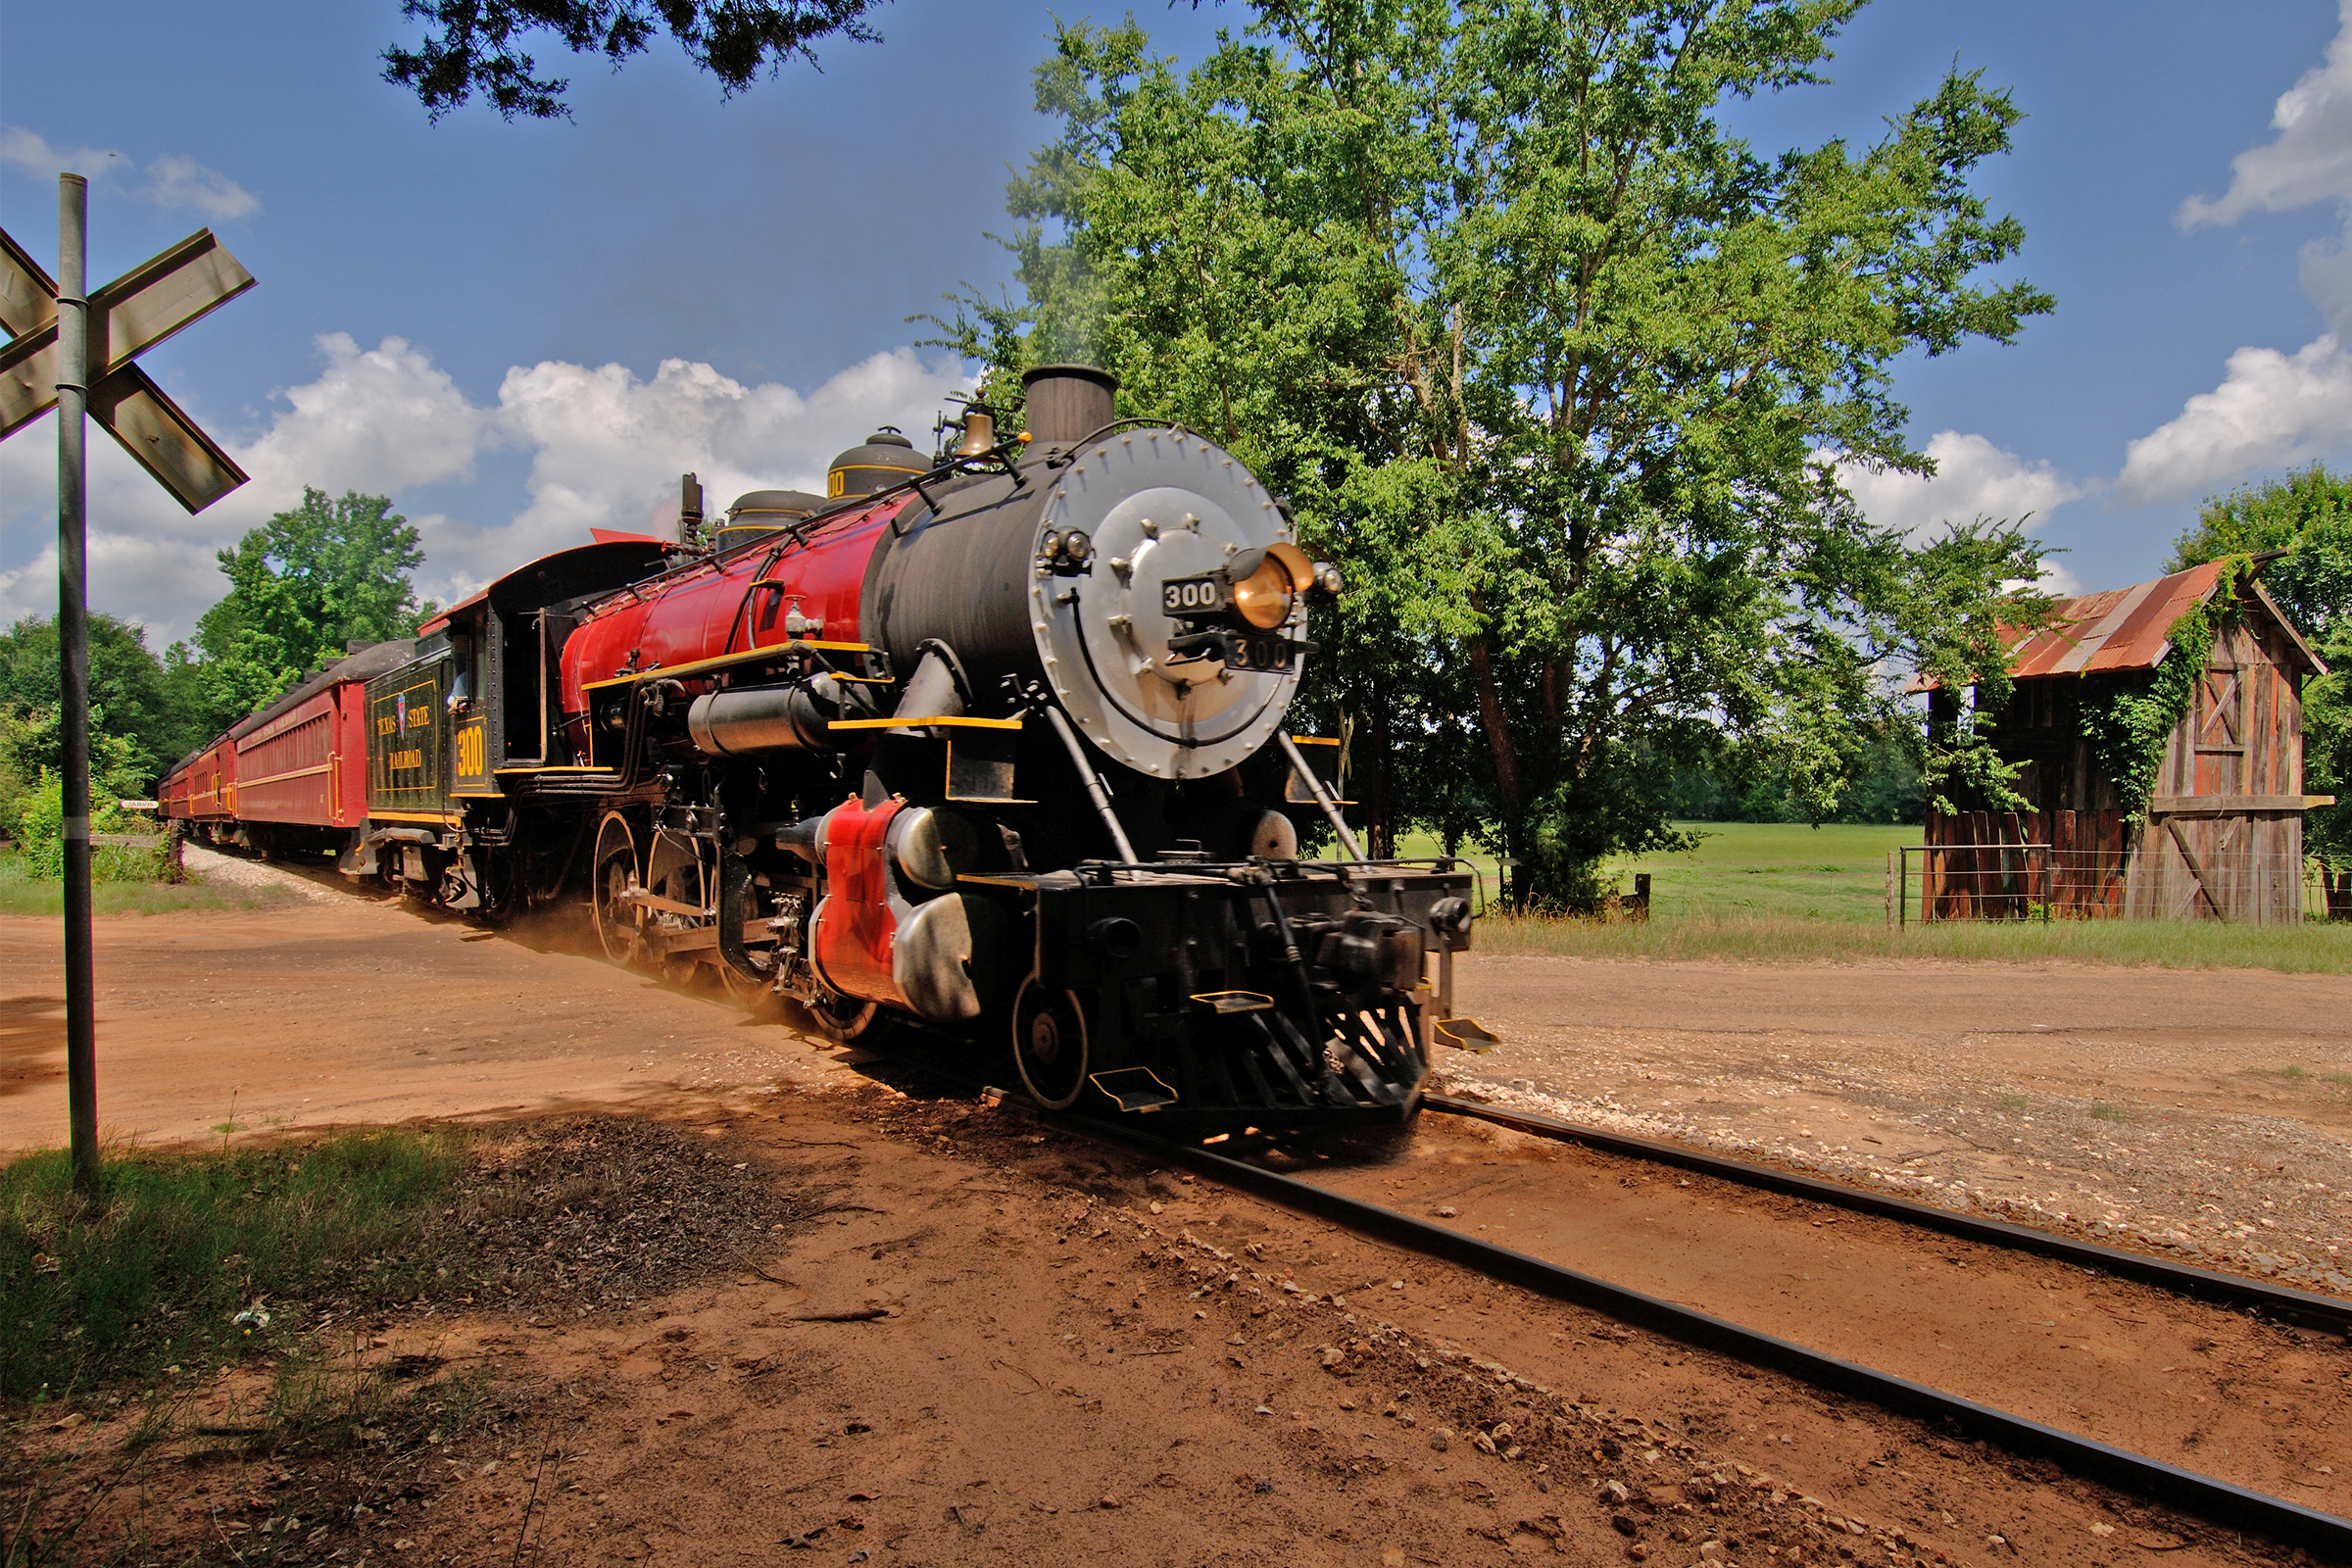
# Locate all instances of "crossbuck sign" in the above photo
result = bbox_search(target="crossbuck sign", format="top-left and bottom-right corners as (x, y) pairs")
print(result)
(0, 221), (254, 511)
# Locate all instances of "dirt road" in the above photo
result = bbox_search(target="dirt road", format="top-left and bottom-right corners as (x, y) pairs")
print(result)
(1, 866), (854, 1152)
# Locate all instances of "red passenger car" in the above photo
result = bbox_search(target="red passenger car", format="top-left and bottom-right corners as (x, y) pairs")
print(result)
(163, 640), (414, 853)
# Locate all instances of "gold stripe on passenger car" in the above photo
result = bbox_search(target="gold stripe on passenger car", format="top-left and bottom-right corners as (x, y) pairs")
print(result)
(579, 640), (872, 692)
(236, 761), (333, 788)
(826, 715), (1023, 731)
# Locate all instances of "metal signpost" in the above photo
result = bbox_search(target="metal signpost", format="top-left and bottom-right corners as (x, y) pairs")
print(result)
(0, 176), (254, 1193)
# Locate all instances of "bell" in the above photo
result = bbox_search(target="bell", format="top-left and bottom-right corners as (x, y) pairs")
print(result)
(955, 407), (997, 459)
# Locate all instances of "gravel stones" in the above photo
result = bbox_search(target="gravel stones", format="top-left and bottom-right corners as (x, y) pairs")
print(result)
(453, 1115), (794, 1309)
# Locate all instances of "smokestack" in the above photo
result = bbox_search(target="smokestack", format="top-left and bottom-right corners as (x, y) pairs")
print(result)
(1020, 365), (1117, 445)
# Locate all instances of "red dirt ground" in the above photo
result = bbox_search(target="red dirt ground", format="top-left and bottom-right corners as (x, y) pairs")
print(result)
(3, 877), (2346, 1566)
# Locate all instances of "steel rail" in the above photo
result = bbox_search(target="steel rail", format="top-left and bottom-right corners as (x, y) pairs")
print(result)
(1424, 1094), (2352, 1335)
(1013, 1102), (2351, 1557)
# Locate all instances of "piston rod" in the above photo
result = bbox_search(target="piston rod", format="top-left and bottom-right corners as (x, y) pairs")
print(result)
(1042, 704), (1138, 863)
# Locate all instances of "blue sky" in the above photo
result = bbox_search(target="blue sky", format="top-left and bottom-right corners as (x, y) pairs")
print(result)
(3, 1), (2350, 642)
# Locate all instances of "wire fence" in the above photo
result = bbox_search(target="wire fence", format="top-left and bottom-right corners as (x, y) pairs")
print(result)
(1892, 846), (2321, 925)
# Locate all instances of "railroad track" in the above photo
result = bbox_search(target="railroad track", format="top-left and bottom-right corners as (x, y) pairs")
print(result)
(983, 1091), (2352, 1558)
(1425, 1093), (2352, 1337)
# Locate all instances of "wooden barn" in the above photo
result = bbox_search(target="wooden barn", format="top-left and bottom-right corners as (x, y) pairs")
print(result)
(1925, 561), (2332, 922)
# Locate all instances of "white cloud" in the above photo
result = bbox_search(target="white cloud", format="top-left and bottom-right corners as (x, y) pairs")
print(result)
(2028, 560), (2082, 599)
(481, 345), (960, 593)
(240, 333), (490, 500)
(0, 410), (233, 638)
(0, 124), (256, 220)
(2298, 231), (2352, 339)
(0, 334), (973, 644)
(138, 154), (260, 222)
(1839, 430), (2089, 539)
(0, 125), (126, 178)
(2115, 335), (2352, 504)
(2179, 0), (2352, 228)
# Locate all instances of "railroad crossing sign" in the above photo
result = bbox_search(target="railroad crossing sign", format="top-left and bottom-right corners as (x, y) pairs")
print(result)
(0, 221), (253, 511)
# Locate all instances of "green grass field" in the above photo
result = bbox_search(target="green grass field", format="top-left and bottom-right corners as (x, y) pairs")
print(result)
(0, 849), (298, 918)
(1604, 821), (1917, 921)
(1395, 821), (1912, 919)
(1395, 821), (2352, 972)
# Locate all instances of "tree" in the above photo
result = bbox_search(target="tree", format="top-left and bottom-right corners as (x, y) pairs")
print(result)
(0, 612), (205, 793)
(190, 489), (429, 734)
(946, 0), (2051, 907)
(2170, 465), (2352, 915)
(384, 0), (885, 121)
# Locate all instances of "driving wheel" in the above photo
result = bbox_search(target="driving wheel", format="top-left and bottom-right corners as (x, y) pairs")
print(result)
(590, 812), (641, 965)
(715, 872), (780, 1014)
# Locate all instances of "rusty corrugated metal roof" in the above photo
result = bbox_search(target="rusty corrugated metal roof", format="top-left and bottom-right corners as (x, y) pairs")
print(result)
(1910, 561), (2328, 692)
(2005, 560), (2232, 678)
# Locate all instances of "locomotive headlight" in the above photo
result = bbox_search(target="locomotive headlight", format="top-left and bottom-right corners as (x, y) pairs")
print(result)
(1226, 541), (1318, 630)
(1229, 555), (1295, 629)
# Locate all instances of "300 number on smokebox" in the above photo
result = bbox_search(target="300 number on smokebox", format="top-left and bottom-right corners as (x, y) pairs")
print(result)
(1161, 574), (1231, 613)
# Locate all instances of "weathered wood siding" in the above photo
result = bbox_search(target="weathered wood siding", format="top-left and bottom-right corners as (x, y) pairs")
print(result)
(1924, 808), (2128, 919)
(2128, 615), (2307, 923)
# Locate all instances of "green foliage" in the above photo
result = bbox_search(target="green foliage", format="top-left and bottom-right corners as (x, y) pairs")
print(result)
(0, 709), (31, 845)
(0, 614), (185, 880)
(13, 768), (62, 875)
(1661, 726), (1924, 822)
(8, 768), (170, 883)
(2299, 611), (2352, 914)
(384, 0), (883, 122)
(1, 1129), (466, 1398)
(189, 488), (428, 736)
(944, 2), (2052, 906)
(0, 612), (206, 802)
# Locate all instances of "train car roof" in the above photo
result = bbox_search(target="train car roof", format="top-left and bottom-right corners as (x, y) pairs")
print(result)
(225, 637), (420, 741)
(416, 538), (677, 634)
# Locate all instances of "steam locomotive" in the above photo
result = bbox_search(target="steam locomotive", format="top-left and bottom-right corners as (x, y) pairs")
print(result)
(162, 367), (1476, 1132)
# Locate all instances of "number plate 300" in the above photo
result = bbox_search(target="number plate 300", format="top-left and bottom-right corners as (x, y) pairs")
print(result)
(1161, 573), (1232, 614)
